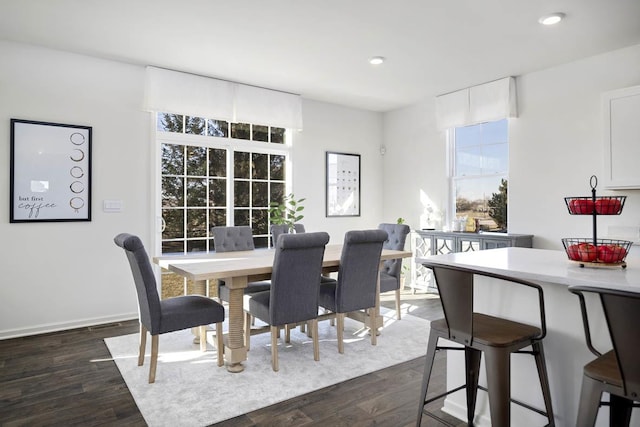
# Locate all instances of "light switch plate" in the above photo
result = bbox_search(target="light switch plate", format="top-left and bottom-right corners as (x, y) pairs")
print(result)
(103, 199), (123, 213)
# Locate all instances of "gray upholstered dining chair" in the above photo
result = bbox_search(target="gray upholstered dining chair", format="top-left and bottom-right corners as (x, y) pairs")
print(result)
(569, 284), (640, 426)
(244, 231), (330, 371)
(378, 223), (410, 319)
(114, 233), (225, 383)
(318, 229), (387, 353)
(270, 223), (306, 247)
(213, 226), (271, 302)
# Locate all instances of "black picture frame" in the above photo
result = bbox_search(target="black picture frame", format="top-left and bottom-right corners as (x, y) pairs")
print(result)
(10, 119), (92, 223)
(326, 151), (361, 217)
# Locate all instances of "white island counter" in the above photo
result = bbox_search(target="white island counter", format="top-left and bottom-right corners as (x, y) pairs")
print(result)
(418, 247), (640, 427)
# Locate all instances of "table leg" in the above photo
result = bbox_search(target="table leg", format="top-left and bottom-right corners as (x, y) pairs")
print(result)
(224, 276), (248, 373)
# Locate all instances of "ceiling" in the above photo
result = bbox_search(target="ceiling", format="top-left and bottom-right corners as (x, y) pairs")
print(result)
(1, 0), (640, 112)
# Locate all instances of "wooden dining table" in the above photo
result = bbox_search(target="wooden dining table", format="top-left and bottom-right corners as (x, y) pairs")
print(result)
(154, 244), (412, 372)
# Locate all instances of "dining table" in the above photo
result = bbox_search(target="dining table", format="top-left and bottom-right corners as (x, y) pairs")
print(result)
(154, 244), (412, 372)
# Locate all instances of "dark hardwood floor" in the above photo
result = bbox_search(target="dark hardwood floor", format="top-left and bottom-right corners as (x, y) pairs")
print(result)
(0, 290), (463, 426)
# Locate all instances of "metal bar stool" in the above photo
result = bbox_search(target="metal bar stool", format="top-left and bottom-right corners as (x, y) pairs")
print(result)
(416, 264), (555, 427)
(569, 284), (640, 427)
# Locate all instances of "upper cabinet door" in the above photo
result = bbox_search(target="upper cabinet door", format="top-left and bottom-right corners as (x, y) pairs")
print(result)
(603, 85), (640, 189)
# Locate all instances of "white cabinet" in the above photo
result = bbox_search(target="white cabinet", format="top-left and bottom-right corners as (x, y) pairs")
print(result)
(603, 85), (640, 189)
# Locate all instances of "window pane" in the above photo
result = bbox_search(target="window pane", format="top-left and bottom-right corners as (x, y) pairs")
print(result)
(162, 241), (184, 254)
(185, 116), (206, 135)
(231, 123), (250, 140)
(252, 209), (269, 235)
(234, 181), (250, 206)
(455, 124), (480, 149)
(254, 236), (268, 249)
(162, 209), (184, 239)
(252, 125), (269, 142)
(162, 144), (184, 175)
(234, 152), (250, 179)
(270, 127), (285, 144)
(234, 209), (250, 226)
(252, 153), (268, 179)
(482, 119), (508, 144)
(186, 178), (206, 206)
(186, 146), (207, 176)
(270, 154), (285, 180)
(455, 146), (482, 176)
(455, 176), (506, 230)
(162, 176), (184, 207)
(270, 182), (285, 204)
(209, 208), (226, 229)
(252, 181), (268, 207)
(482, 143), (508, 174)
(157, 113), (183, 133)
(187, 209), (207, 238)
(187, 239), (207, 252)
(209, 148), (226, 177)
(209, 178), (226, 207)
(207, 119), (228, 137)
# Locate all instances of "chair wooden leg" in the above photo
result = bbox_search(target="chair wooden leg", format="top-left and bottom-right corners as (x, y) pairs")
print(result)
(216, 322), (224, 367)
(610, 394), (633, 427)
(337, 313), (345, 354)
(395, 289), (402, 320)
(416, 332), (439, 426)
(138, 324), (147, 366)
(149, 335), (159, 383)
(311, 319), (319, 361)
(300, 322), (306, 333)
(369, 308), (377, 346)
(199, 325), (207, 352)
(271, 325), (279, 371)
(532, 341), (555, 425)
(576, 375), (603, 427)
(244, 311), (251, 350)
(285, 324), (291, 343)
(306, 321), (312, 338)
(483, 349), (510, 427)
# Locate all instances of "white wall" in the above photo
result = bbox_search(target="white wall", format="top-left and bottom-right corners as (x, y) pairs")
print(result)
(0, 41), (384, 338)
(383, 43), (640, 250)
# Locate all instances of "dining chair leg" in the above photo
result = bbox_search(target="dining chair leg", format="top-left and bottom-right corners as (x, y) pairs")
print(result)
(244, 311), (251, 350)
(395, 289), (402, 320)
(465, 347), (482, 425)
(576, 375), (602, 427)
(270, 325), (279, 372)
(216, 321), (224, 367)
(149, 335), (159, 383)
(285, 324), (291, 343)
(138, 324), (147, 366)
(337, 313), (345, 353)
(369, 308), (377, 346)
(483, 349), (510, 427)
(311, 319), (319, 361)
(199, 325), (207, 352)
(416, 332), (439, 426)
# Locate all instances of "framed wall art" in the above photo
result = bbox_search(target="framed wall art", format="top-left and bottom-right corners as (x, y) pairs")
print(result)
(10, 119), (92, 222)
(326, 151), (360, 217)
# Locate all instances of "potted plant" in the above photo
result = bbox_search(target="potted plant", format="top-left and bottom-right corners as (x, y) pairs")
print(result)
(268, 193), (305, 232)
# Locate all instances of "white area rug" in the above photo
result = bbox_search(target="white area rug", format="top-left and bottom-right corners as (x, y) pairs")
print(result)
(105, 310), (430, 426)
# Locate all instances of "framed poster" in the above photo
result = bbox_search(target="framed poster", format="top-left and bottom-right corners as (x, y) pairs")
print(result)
(10, 119), (92, 222)
(326, 151), (360, 217)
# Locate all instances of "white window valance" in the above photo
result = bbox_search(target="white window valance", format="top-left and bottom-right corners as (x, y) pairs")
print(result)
(435, 76), (517, 130)
(143, 66), (303, 130)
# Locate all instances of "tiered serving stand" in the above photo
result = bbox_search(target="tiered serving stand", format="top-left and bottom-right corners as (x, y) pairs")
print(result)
(561, 175), (630, 268)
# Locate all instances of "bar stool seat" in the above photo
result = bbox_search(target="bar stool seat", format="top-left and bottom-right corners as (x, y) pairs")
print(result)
(416, 264), (555, 427)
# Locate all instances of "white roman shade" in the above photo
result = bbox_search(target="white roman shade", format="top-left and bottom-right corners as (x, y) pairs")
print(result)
(143, 66), (303, 130)
(435, 76), (517, 130)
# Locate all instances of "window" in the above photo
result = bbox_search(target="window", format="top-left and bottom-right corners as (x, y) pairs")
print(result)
(157, 112), (290, 298)
(450, 119), (508, 232)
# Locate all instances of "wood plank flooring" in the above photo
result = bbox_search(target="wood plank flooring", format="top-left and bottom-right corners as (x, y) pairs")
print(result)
(0, 290), (464, 426)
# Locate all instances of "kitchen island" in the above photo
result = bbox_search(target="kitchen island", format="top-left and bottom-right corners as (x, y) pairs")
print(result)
(418, 247), (640, 427)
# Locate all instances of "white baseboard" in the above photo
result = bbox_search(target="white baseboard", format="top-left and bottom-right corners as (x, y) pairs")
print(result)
(0, 312), (138, 340)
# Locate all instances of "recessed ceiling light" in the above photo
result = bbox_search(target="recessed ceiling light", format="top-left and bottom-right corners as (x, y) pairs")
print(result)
(538, 13), (565, 25)
(369, 56), (385, 65)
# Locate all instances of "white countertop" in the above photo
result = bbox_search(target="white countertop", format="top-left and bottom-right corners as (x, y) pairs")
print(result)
(417, 247), (640, 292)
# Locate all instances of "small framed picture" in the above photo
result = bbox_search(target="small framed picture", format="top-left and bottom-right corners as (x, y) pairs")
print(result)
(326, 151), (360, 217)
(10, 119), (92, 222)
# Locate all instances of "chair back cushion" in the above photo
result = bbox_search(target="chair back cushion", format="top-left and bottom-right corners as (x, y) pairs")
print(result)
(213, 226), (255, 252)
(378, 223), (410, 280)
(269, 231), (329, 325)
(270, 224), (306, 246)
(335, 229), (388, 313)
(114, 233), (160, 333)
